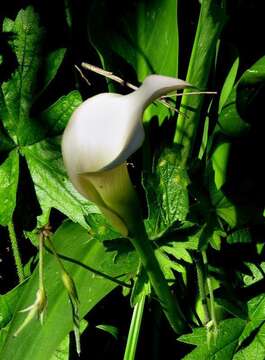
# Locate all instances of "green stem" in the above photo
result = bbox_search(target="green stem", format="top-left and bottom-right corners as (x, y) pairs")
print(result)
(39, 234), (45, 291)
(202, 251), (217, 329)
(123, 296), (145, 360)
(129, 224), (187, 334)
(8, 222), (24, 283)
(194, 254), (210, 324)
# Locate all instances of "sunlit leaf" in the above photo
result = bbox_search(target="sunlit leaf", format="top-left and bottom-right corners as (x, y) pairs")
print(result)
(0, 221), (138, 360)
(0, 149), (19, 225)
(23, 138), (99, 229)
(178, 318), (246, 360)
(39, 90), (82, 137)
(1, 7), (44, 145)
(144, 147), (189, 239)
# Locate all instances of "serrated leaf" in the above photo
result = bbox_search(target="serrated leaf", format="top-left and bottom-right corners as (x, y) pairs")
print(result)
(0, 149), (19, 225)
(0, 221), (138, 360)
(155, 247), (185, 280)
(23, 137), (100, 229)
(238, 263), (265, 345)
(144, 147), (189, 239)
(178, 318), (246, 360)
(39, 90), (82, 137)
(88, 0), (179, 124)
(1, 6), (45, 145)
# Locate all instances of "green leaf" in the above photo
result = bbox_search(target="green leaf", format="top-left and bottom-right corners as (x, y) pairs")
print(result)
(0, 282), (27, 329)
(0, 221), (138, 360)
(39, 90), (82, 137)
(174, 0), (227, 163)
(178, 318), (246, 360)
(218, 55), (265, 137)
(144, 147), (189, 239)
(208, 166), (237, 228)
(22, 138), (100, 229)
(227, 228), (252, 244)
(234, 322), (265, 360)
(1, 7), (45, 145)
(218, 57), (240, 113)
(238, 263), (265, 345)
(89, 0), (179, 123)
(0, 149), (19, 226)
(38, 48), (66, 96)
(130, 266), (150, 307)
(96, 324), (119, 340)
(50, 335), (69, 360)
(0, 125), (15, 154)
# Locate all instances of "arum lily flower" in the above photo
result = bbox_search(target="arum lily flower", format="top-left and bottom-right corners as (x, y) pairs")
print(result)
(62, 75), (190, 236)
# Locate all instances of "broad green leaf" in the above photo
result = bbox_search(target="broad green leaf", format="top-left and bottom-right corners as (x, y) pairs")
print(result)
(178, 318), (246, 360)
(1, 7), (45, 145)
(50, 335), (69, 360)
(23, 138), (99, 229)
(218, 57), (240, 113)
(0, 124), (14, 154)
(234, 322), (265, 360)
(0, 221), (138, 360)
(218, 55), (265, 137)
(39, 90), (82, 137)
(0, 282), (26, 329)
(174, 0), (227, 163)
(50, 320), (87, 360)
(144, 147), (189, 239)
(89, 0), (179, 123)
(0, 149), (19, 225)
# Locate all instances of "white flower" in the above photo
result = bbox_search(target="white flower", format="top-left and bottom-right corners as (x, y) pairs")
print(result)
(62, 75), (190, 235)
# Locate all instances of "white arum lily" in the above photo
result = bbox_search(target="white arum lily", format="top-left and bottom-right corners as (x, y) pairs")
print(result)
(62, 75), (190, 236)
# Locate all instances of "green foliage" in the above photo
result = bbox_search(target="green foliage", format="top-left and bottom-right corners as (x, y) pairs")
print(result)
(23, 138), (98, 229)
(88, 0), (179, 123)
(218, 56), (265, 137)
(0, 1), (264, 358)
(0, 222), (138, 360)
(178, 318), (246, 359)
(0, 149), (19, 225)
(174, 0), (227, 163)
(144, 147), (189, 239)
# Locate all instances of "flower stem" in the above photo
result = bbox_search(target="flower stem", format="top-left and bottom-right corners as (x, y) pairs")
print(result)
(8, 222), (24, 283)
(129, 224), (188, 334)
(123, 295), (145, 360)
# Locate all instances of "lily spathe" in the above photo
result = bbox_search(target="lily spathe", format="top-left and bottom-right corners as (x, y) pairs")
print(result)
(62, 75), (190, 236)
